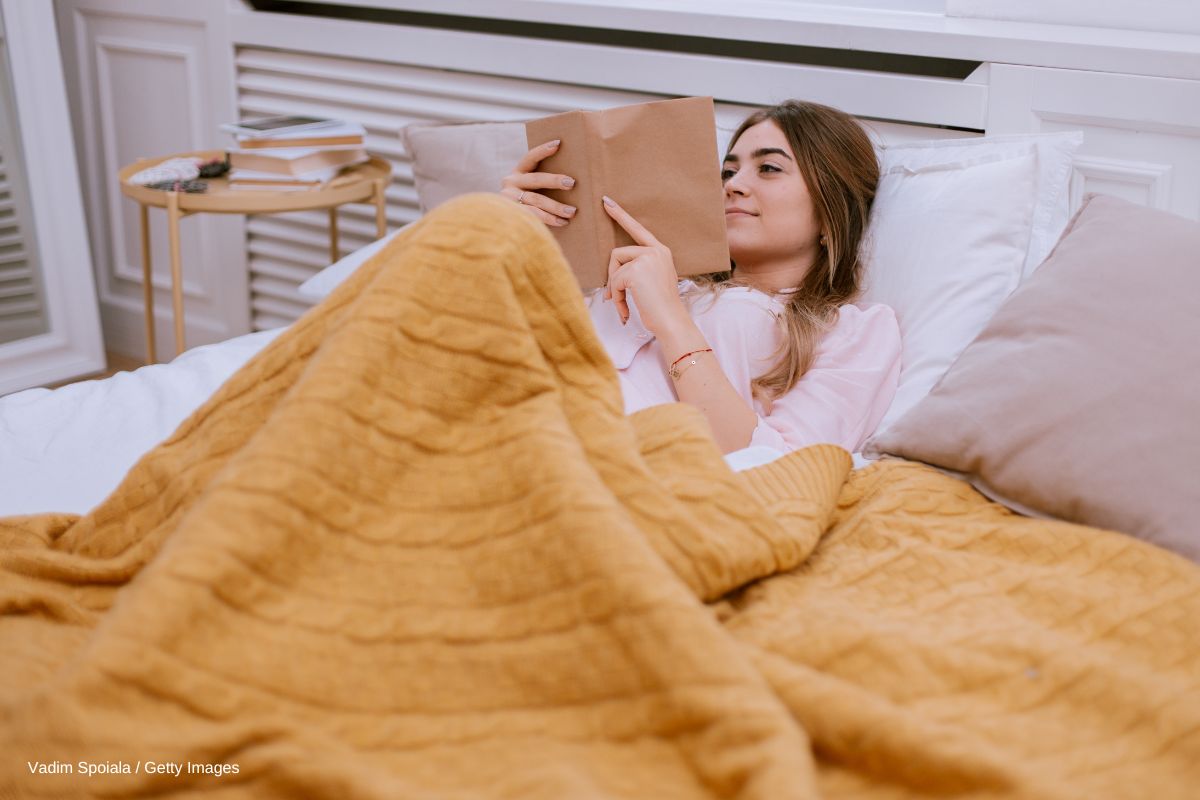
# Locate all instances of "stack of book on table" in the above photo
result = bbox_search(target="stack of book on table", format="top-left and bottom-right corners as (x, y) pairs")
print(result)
(221, 115), (368, 190)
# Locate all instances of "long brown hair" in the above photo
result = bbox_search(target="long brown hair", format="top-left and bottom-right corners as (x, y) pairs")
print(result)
(689, 100), (879, 407)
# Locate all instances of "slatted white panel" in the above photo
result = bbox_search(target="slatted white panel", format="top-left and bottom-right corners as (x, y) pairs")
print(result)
(234, 46), (972, 330)
(0, 163), (44, 333)
(0, 30), (47, 345)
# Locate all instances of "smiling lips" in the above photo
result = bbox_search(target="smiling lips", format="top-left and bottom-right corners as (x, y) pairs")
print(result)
(725, 207), (756, 217)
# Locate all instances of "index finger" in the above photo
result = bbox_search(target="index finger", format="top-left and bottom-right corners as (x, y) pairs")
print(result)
(602, 196), (659, 247)
(515, 139), (562, 174)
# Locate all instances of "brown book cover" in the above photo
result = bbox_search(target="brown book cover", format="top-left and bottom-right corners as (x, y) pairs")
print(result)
(525, 97), (729, 289)
(238, 134), (365, 150)
(227, 147), (367, 176)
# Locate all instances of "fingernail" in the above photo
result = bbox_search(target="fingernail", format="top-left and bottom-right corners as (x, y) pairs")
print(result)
(563, 205), (576, 216)
(561, 177), (575, 188)
(549, 139), (561, 148)
(602, 196), (614, 207)
(553, 218), (568, 226)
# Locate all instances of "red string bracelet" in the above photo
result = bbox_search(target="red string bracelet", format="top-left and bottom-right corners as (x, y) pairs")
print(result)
(668, 347), (713, 380)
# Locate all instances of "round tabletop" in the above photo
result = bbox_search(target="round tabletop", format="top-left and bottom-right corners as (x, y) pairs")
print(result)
(118, 150), (392, 213)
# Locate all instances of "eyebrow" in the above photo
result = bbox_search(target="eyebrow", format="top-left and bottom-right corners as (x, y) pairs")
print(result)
(723, 147), (793, 164)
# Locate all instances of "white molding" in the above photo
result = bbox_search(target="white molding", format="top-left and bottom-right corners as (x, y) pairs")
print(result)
(948, 0), (1200, 37)
(1069, 156), (1174, 211)
(987, 63), (1200, 133)
(58, 6), (108, 301)
(94, 36), (210, 298)
(1028, 73), (1200, 136)
(0, 0), (104, 393)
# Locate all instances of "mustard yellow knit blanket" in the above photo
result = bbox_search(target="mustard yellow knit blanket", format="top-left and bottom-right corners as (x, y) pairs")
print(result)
(1, 195), (1197, 799)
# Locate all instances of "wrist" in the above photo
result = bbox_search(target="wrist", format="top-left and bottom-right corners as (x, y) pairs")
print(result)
(655, 323), (709, 372)
(651, 305), (699, 346)
(668, 347), (713, 380)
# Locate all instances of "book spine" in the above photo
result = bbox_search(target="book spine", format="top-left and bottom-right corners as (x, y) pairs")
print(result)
(228, 153), (291, 174)
(587, 112), (615, 286)
(227, 184), (317, 192)
(229, 178), (322, 186)
(228, 149), (364, 176)
(525, 111), (601, 287)
(237, 135), (364, 150)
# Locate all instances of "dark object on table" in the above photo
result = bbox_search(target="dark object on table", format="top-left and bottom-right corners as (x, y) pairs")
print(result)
(198, 156), (230, 178)
(144, 179), (208, 193)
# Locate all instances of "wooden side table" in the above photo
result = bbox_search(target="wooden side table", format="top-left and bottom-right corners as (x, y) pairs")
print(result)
(119, 150), (391, 362)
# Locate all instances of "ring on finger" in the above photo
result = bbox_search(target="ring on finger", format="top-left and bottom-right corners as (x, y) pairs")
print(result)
(516, 191), (527, 205)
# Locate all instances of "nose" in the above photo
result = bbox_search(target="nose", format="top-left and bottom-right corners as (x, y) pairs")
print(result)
(724, 172), (748, 197)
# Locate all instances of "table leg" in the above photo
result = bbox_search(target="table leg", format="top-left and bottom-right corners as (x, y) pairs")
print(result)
(166, 191), (186, 356)
(328, 206), (339, 263)
(139, 203), (156, 364)
(373, 178), (387, 238)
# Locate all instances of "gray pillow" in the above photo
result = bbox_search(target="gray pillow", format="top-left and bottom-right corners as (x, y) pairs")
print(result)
(866, 193), (1200, 562)
(400, 120), (527, 213)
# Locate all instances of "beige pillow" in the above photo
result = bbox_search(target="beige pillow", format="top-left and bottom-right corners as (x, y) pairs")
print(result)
(400, 121), (528, 213)
(865, 193), (1200, 561)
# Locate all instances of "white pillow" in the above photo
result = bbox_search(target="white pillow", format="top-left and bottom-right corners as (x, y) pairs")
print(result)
(298, 226), (407, 299)
(862, 148), (1038, 436)
(880, 131), (1082, 277)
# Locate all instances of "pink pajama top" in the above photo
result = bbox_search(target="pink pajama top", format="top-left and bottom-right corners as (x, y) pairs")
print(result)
(586, 280), (902, 454)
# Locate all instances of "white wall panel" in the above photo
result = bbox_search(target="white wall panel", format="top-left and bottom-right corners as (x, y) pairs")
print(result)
(988, 64), (1200, 221)
(55, 0), (245, 361)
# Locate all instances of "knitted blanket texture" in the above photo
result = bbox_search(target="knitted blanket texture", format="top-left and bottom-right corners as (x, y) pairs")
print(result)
(1, 195), (1197, 799)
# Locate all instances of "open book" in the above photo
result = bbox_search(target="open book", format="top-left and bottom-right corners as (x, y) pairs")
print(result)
(400, 97), (730, 290)
(525, 97), (729, 288)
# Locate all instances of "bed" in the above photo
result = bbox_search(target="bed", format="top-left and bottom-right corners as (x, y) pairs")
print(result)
(2, 186), (1198, 799)
(4, 11), (1200, 794)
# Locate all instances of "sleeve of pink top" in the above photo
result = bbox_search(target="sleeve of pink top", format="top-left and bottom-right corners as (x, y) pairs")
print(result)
(747, 304), (902, 454)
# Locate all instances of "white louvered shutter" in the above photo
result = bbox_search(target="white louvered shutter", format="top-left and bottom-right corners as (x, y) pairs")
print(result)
(0, 28), (47, 345)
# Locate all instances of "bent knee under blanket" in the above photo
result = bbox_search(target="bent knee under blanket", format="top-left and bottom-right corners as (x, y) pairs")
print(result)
(1, 194), (1197, 800)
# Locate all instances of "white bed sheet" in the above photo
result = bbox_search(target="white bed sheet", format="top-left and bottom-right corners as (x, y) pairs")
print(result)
(0, 328), (285, 516)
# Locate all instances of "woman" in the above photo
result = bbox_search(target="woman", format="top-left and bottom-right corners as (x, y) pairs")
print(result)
(501, 100), (901, 456)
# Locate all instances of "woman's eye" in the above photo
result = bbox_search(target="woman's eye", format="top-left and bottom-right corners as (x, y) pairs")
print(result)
(720, 168), (735, 181)
(759, 163), (781, 174)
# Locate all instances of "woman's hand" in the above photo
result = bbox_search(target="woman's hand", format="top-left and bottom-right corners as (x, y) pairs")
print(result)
(602, 197), (684, 333)
(499, 140), (577, 228)
(604, 196), (757, 451)
(602, 196), (688, 336)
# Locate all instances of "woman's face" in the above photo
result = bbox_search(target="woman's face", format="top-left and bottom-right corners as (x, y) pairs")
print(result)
(721, 120), (822, 283)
